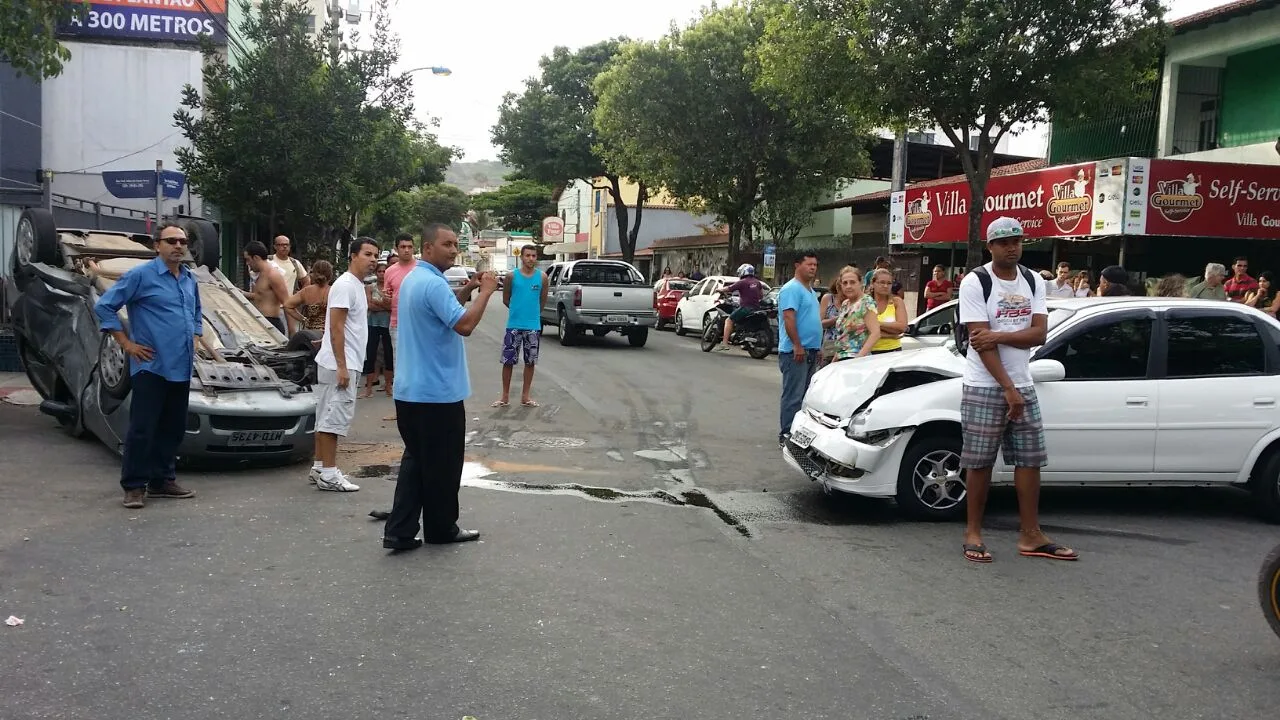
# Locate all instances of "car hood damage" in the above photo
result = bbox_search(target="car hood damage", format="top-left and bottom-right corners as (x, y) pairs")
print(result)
(804, 346), (963, 421)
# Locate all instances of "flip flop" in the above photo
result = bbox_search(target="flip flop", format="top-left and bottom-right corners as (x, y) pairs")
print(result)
(1019, 543), (1079, 561)
(521, 400), (540, 407)
(963, 543), (993, 563)
(491, 400), (509, 407)
(382, 415), (397, 422)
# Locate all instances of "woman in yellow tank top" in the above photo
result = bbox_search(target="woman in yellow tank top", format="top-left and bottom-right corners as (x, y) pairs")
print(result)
(869, 268), (908, 353)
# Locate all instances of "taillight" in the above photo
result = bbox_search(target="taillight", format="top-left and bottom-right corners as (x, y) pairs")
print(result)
(573, 287), (582, 307)
(653, 291), (658, 309)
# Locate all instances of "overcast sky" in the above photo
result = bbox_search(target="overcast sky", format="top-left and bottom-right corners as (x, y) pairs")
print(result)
(384, 0), (1226, 164)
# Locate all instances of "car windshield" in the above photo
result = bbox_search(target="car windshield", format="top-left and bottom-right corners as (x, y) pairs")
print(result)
(667, 280), (695, 291)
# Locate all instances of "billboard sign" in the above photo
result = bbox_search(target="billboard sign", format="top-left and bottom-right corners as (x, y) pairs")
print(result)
(102, 169), (186, 200)
(889, 161), (1122, 245)
(59, 0), (227, 45)
(1124, 158), (1280, 240)
(542, 216), (565, 242)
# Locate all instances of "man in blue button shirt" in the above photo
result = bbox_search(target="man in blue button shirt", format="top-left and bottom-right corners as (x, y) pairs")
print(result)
(777, 251), (823, 446)
(384, 223), (499, 550)
(94, 221), (203, 509)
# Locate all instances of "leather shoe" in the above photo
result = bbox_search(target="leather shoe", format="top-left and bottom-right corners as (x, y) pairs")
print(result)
(382, 536), (423, 551)
(425, 528), (480, 544)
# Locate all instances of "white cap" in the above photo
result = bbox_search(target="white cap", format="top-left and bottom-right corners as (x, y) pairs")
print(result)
(985, 216), (1025, 242)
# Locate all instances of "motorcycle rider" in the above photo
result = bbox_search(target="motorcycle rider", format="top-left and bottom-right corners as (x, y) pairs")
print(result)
(716, 263), (767, 351)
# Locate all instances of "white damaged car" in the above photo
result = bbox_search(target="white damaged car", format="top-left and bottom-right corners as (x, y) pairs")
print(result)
(782, 297), (1280, 522)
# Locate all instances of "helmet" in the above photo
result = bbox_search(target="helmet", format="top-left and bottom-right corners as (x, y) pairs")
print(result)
(737, 263), (756, 277)
(985, 216), (1025, 242)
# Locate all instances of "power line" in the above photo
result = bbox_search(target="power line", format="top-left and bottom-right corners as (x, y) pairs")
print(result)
(54, 133), (181, 174)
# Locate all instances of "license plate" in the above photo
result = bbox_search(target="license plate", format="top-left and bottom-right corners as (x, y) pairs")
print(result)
(227, 430), (286, 447)
(605, 315), (631, 324)
(791, 426), (816, 449)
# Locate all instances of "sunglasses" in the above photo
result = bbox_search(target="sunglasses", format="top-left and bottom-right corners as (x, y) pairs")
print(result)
(159, 236), (188, 246)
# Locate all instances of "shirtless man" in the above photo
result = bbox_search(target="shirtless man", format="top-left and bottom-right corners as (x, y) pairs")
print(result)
(243, 240), (291, 334)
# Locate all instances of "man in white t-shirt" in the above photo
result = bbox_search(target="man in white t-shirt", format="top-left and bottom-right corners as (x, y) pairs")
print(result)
(309, 237), (379, 492)
(957, 217), (1077, 564)
(1048, 262), (1076, 298)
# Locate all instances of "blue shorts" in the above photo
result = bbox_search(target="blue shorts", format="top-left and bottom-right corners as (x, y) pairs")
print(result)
(501, 329), (540, 366)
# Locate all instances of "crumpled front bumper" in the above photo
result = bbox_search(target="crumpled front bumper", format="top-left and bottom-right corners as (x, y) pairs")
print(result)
(779, 409), (910, 498)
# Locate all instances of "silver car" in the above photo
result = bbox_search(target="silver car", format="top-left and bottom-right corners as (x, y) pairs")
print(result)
(5, 209), (317, 466)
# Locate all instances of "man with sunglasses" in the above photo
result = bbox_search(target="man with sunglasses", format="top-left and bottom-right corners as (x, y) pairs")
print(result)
(94, 221), (203, 509)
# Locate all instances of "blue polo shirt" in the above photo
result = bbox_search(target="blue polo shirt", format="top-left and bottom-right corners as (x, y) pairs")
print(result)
(94, 257), (201, 383)
(393, 260), (469, 403)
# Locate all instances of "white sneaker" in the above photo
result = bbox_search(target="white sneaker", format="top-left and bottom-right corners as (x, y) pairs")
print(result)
(308, 467), (322, 485)
(316, 471), (360, 492)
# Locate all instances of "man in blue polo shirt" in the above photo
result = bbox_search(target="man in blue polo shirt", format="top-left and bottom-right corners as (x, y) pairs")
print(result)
(94, 221), (203, 509)
(384, 223), (499, 550)
(777, 251), (823, 446)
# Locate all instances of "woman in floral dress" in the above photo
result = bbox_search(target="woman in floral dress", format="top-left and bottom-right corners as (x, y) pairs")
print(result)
(830, 265), (881, 362)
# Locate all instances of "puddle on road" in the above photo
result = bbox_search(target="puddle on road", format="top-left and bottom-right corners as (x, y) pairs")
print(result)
(356, 461), (751, 538)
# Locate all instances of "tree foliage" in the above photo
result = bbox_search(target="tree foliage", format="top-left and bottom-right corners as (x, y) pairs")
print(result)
(594, 1), (872, 264)
(761, 0), (1164, 267)
(0, 0), (86, 79)
(173, 0), (452, 260)
(753, 188), (825, 250)
(415, 184), (470, 228)
(492, 39), (648, 261)
(362, 191), (415, 245)
(470, 180), (556, 238)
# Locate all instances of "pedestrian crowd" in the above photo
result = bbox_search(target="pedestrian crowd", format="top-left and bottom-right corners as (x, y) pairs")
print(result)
(94, 222), (551, 551)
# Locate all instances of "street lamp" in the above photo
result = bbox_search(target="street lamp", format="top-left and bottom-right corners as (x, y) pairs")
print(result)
(370, 66), (452, 102)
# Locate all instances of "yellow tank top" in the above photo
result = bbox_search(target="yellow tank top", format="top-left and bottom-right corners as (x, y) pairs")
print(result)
(871, 301), (901, 352)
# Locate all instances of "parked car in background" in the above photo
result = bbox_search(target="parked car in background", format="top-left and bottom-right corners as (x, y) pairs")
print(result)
(655, 278), (695, 330)
(445, 265), (475, 289)
(6, 209), (318, 467)
(674, 275), (772, 337)
(540, 259), (657, 347)
(783, 296), (1280, 522)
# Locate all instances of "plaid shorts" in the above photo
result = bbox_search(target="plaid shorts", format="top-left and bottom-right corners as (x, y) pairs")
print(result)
(960, 385), (1048, 469)
(501, 329), (541, 366)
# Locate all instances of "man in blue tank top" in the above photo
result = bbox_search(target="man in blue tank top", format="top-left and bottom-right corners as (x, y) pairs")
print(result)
(495, 245), (549, 407)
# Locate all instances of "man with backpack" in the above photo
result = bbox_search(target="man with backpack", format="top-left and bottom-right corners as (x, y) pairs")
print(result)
(955, 217), (1077, 564)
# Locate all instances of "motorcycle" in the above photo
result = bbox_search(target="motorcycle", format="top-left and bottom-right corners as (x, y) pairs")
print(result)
(1259, 543), (1280, 638)
(700, 297), (776, 359)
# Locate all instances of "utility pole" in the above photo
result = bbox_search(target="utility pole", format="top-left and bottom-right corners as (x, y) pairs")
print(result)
(155, 160), (164, 225)
(887, 131), (908, 247)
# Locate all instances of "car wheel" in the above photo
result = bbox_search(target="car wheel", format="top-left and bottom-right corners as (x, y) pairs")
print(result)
(181, 218), (221, 271)
(628, 327), (648, 348)
(14, 208), (60, 270)
(1258, 542), (1280, 639)
(674, 311), (687, 336)
(896, 433), (966, 521)
(558, 311), (577, 347)
(99, 333), (133, 400)
(1252, 450), (1280, 523)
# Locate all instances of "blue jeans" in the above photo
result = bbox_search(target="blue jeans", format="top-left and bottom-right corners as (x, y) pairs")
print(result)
(120, 371), (189, 490)
(778, 349), (821, 439)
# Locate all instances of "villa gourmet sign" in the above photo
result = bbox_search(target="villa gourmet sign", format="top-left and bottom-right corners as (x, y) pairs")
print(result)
(1125, 158), (1280, 239)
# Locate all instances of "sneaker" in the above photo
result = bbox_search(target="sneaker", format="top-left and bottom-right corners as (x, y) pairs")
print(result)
(315, 472), (360, 492)
(147, 481), (196, 499)
(122, 488), (145, 509)
(308, 467), (322, 485)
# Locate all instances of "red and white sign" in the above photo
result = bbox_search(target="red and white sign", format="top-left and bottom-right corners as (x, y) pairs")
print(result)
(541, 216), (565, 242)
(1125, 158), (1280, 239)
(889, 161), (1116, 245)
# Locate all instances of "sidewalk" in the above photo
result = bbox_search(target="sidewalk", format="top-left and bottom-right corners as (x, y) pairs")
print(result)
(0, 371), (39, 406)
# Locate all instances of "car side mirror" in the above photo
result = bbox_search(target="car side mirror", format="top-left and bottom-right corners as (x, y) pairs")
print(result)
(1030, 359), (1066, 383)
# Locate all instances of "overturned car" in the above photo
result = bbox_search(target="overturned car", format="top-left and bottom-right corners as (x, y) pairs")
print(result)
(6, 209), (318, 466)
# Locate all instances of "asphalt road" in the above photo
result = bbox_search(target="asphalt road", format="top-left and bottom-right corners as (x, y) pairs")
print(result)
(4, 302), (1280, 719)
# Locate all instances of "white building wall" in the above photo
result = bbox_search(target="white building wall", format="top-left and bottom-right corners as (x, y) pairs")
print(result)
(556, 178), (593, 236)
(42, 42), (206, 216)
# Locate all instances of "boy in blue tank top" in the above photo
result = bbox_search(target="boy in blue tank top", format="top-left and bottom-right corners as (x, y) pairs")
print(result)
(495, 245), (549, 407)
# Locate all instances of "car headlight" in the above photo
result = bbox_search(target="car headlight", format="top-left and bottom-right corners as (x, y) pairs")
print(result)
(845, 408), (871, 439)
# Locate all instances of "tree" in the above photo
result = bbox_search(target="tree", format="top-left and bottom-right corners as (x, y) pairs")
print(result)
(0, 0), (87, 79)
(362, 190), (416, 245)
(752, 187), (825, 250)
(594, 2), (872, 266)
(174, 0), (451, 258)
(492, 40), (649, 262)
(470, 180), (556, 238)
(761, 0), (1164, 268)
(415, 184), (470, 228)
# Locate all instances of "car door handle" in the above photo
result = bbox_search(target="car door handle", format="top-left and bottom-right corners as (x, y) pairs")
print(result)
(1125, 397), (1148, 407)
(1256, 398), (1276, 407)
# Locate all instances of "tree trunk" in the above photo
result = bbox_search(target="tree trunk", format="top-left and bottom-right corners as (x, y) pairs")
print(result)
(966, 177), (986, 271)
(626, 182), (647, 264)
(607, 175), (632, 262)
(727, 217), (741, 270)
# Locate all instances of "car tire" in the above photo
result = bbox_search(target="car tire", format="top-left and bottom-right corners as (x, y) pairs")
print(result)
(896, 433), (966, 521)
(99, 333), (133, 400)
(14, 208), (60, 270)
(1252, 449), (1280, 523)
(628, 327), (648, 348)
(1258, 542), (1280, 639)
(674, 311), (687, 336)
(181, 218), (221, 271)
(557, 311), (577, 347)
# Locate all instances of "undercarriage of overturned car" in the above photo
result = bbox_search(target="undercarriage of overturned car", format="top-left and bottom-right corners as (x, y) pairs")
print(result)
(5, 209), (318, 466)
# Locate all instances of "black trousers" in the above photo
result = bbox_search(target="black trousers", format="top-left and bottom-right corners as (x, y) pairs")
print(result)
(120, 371), (189, 490)
(363, 326), (393, 375)
(386, 400), (466, 540)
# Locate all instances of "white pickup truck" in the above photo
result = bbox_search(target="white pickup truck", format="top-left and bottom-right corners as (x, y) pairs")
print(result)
(540, 260), (658, 347)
